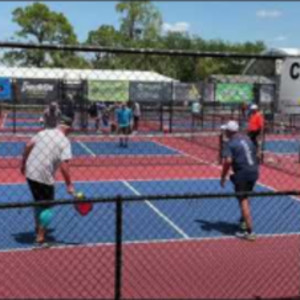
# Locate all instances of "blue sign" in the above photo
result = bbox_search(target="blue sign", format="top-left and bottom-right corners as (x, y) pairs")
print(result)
(0, 78), (12, 101)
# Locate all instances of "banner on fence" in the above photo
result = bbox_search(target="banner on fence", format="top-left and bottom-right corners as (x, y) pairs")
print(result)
(259, 84), (275, 104)
(130, 82), (172, 102)
(216, 83), (254, 103)
(173, 83), (201, 102)
(203, 83), (215, 102)
(16, 79), (59, 104)
(63, 80), (84, 102)
(0, 78), (12, 101)
(88, 80), (129, 102)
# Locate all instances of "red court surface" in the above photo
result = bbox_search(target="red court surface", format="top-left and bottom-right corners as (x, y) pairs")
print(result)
(0, 235), (298, 299)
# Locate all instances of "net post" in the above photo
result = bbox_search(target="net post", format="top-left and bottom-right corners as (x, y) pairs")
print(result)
(13, 105), (16, 134)
(219, 133), (223, 165)
(260, 123), (265, 165)
(159, 102), (163, 132)
(12, 80), (17, 134)
(114, 194), (123, 300)
(169, 100), (173, 133)
(200, 103), (204, 129)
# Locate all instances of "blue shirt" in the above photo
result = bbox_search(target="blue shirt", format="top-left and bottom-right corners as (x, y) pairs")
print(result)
(222, 133), (259, 181)
(116, 107), (132, 127)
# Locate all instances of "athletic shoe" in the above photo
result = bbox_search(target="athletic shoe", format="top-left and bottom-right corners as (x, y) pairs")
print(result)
(235, 231), (256, 241)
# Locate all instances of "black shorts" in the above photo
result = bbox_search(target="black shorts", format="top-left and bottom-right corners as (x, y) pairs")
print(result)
(27, 179), (54, 209)
(248, 130), (261, 148)
(230, 175), (256, 201)
(118, 126), (131, 135)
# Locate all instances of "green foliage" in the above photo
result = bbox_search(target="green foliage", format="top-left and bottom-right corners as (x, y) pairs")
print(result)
(3, 2), (88, 68)
(12, 3), (77, 44)
(3, 1), (267, 80)
(116, 1), (162, 41)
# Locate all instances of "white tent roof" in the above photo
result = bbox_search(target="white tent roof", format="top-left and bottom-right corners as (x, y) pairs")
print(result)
(0, 67), (176, 82)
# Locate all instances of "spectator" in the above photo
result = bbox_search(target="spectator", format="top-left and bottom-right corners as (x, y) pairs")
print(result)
(132, 101), (141, 132)
(42, 102), (62, 129)
(247, 104), (264, 149)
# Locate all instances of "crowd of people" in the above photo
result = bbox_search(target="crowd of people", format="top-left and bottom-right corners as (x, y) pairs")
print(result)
(40, 100), (142, 136)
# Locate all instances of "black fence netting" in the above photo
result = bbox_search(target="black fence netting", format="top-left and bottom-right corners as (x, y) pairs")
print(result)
(0, 42), (299, 299)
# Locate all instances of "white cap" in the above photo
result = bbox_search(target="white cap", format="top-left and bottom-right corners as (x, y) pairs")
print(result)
(220, 120), (239, 132)
(250, 104), (258, 110)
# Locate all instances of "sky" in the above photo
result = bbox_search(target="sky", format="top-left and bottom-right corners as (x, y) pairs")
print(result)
(0, 1), (299, 49)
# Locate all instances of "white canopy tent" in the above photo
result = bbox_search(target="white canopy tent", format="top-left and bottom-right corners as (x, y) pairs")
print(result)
(0, 67), (176, 82)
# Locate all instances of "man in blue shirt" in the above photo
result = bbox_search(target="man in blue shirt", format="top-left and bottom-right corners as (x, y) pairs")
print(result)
(116, 102), (132, 147)
(220, 120), (259, 241)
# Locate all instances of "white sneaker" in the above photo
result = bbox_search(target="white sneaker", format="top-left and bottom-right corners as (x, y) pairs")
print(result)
(236, 231), (256, 241)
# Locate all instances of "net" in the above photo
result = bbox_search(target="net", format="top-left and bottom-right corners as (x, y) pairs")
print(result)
(262, 122), (300, 177)
(191, 113), (243, 132)
(0, 131), (222, 168)
(0, 103), (90, 134)
(0, 104), (46, 120)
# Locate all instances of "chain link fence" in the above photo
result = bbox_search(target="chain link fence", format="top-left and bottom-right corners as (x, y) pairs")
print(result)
(0, 42), (299, 299)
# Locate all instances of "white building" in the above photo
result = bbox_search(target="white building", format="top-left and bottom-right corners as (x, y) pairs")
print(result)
(243, 48), (300, 114)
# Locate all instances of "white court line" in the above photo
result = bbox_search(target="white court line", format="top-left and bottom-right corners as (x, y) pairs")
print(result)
(1, 231), (299, 254)
(76, 141), (96, 157)
(122, 180), (189, 239)
(258, 182), (300, 203)
(74, 142), (190, 239)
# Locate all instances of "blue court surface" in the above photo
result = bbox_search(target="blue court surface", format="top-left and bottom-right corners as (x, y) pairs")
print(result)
(6, 113), (41, 120)
(0, 179), (299, 250)
(0, 141), (178, 157)
(5, 122), (42, 128)
(264, 140), (300, 154)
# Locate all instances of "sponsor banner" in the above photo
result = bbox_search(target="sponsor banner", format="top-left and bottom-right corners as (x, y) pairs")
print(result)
(173, 83), (201, 102)
(203, 83), (215, 102)
(259, 84), (275, 104)
(0, 78), (12, 101)
(88, 80), (129, 102)
(16, 79), (59, 103)
(130, 81), (172, 102)
(63, 81), (84, 102)
(216, 83), (253, 103)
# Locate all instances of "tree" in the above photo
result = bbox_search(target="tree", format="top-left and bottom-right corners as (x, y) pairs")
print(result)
(116, 1), (162, 41)
(3, 3), (89, 68)
(86, 25), (123, 47)
(85, 25), (126, 69)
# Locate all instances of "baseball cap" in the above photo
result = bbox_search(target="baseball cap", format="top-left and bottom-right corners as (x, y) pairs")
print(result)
(50, 101), (58, 109)
(60, 115), (73, 127)
(220, 120), (239, 132)
(250, 104), (258, 110)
